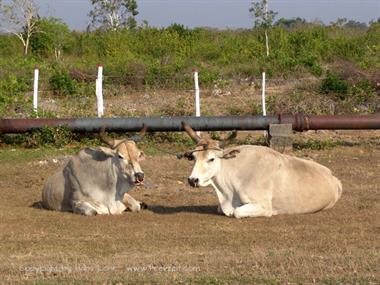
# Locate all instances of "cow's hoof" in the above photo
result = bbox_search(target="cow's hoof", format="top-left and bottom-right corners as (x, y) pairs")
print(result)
(86, 209), (98, 216)
(140, 202), (148, 210)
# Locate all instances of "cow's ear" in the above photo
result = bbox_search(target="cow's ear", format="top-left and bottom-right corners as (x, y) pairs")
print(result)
(221, 149), (240, 159)
(139, 151), (145, 161)
(98, 146), (116, 158)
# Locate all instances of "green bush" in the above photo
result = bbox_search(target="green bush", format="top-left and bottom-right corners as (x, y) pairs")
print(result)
(350, 80), (377, 105)
(300, 55), (323, 76)
(49, 69), (77, 96)
(166, 23), (192, 38)
(0, 75), (30, 116)
(30, 17), (73, 58)
(0, 126), (74, 147)
(199, 69), (220, 86)
(27, 126), (74, 148)
(320, 71), (348, 97)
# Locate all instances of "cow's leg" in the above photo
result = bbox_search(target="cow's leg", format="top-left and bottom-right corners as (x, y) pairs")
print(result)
(72, 200), (98, 216)
(217, 201), (234, 217)
(211, 181), (234, 216)
(108, 201), (127, 215)
(122, 193), (146, 212)
(233, 202), (272, 219)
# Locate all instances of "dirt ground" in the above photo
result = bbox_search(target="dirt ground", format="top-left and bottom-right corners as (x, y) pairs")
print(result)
(0, 131), (379, 284)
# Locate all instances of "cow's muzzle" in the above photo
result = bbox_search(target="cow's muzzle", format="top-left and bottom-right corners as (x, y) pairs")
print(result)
(188, 177), (199, 187)
(134, 172), (145, 185)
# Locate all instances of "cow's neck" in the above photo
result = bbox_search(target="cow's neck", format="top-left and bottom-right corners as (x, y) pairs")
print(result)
(211, 170), (233, 199)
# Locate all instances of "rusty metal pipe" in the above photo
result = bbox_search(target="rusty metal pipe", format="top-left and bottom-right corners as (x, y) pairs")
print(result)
(279, 114), (380, 132)
(0, 114), (380, 134)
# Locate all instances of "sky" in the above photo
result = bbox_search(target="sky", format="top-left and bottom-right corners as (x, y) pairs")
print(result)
(33, 0), (380, 31)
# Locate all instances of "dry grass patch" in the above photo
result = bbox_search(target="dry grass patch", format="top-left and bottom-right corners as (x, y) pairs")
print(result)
(0, 141), (379, 284)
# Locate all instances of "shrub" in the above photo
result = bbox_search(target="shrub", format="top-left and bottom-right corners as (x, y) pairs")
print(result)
(49, 69), (77, 96)
(30, 17), (73, 58)
(349, 80), (377, 107)
(0, 75), (30, 116)
(320, 71), (348, 98)
(166, 23), (191, 38)
(26, 126), (74, 148)
(1, 126), (72, 147)
(300, 55), (323, 76)
(199, 69), (220, 86)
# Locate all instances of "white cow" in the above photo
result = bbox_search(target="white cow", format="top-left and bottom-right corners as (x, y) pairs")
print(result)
(182, 122), (342, 219)
(42, 127), (147, 215)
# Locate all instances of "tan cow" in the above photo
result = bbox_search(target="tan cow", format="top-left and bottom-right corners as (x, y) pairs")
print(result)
(182, 122), (342, 219)
(42, 126), (147, 215)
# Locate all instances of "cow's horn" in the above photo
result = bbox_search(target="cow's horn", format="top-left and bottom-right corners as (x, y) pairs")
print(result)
(99, 125), (116, 148)
(129, 124), (148, 142)
(181, 121), (201, 143)
(219, 131), (237, 148)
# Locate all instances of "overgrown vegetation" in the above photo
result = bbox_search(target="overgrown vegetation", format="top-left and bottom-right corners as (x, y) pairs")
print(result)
(321, 71), (349, 96)
(0, 125), (197, 151)
(0, 21), (379, 101)
(0, 17), (378, 133)
(49, 68), (77, 96)
(0, 126), (79, 148)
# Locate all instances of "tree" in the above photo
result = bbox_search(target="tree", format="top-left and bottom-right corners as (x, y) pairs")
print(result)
(330, 18), (367, 29)
(344, 20), (367, 29)
(30, 17), (73, 60)
(330, 18), (347, 28)
(0, 0), (39, 56)
(275, 17), (307, 29)
(249, 0), (277, 56)
(88, 0), (138, 31)
(369, 17), (380, 25)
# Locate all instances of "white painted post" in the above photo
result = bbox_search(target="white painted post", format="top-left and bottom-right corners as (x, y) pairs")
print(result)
(33, 67), (39, 115)
(193, 68), (201, 136)
(261, 70), (266, 116)
(96, 65), (104, 117)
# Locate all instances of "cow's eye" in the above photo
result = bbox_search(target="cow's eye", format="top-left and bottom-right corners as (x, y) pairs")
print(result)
(184, 152), (194, 161)
(207, 158), (215, 163)
(118, 153), (125, 159)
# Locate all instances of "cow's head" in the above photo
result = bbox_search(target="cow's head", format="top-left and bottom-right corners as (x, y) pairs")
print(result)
(99, 125), (147, 185)
(182, 122), (238, 187)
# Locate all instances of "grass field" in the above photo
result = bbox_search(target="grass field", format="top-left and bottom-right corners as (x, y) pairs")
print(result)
(0, 131), (379, 284)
